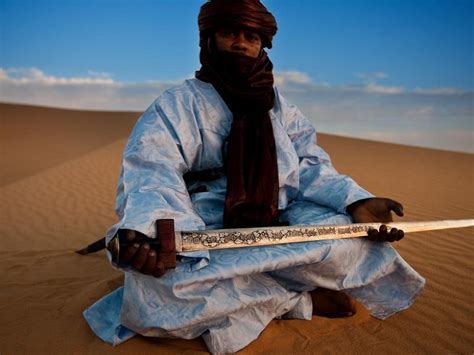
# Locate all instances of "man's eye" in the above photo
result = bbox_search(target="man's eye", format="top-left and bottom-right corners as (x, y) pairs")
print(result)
(221, 30), (236, 36)
(247, 34), (260, 42)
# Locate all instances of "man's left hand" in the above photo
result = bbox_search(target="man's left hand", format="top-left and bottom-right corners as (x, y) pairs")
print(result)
(346, 197), (405, 242)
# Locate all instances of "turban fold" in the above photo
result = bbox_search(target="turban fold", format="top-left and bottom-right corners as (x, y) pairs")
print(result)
(198, 0), (278, 48)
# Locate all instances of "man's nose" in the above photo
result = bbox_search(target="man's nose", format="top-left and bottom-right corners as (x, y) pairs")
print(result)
(231, 32), (248, 51)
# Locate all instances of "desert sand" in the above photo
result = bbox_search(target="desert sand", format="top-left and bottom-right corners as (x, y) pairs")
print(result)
(1, 103), (473, 354)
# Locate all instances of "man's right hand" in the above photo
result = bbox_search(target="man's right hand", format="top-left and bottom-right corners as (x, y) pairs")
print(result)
(119, 229), (175, 277)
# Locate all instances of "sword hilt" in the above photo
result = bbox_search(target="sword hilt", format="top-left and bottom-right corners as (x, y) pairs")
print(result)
(107, 219), (176, 267)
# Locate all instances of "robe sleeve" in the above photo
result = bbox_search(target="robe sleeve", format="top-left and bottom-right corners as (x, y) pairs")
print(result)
(278, 93), (374, 213)
(110, 96), (206, 241)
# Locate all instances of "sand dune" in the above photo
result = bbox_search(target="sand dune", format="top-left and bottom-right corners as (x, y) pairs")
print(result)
(0, 103), (138, 187)
(1, 103), (473, 354)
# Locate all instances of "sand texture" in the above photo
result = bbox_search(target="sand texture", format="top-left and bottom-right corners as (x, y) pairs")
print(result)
(1, 103), (473, 354)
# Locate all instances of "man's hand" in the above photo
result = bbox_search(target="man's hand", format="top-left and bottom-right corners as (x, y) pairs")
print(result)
(346, 198), (405, 242)
(119, 229), (175, 277)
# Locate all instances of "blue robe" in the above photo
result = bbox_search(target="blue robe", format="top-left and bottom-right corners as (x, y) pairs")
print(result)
(84, 79), (425, 354)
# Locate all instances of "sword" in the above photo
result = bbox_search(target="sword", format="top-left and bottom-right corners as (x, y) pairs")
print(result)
(104, 219), (474, 266)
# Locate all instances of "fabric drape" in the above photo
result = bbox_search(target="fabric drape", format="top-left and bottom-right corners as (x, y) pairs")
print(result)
(196, 48), (280, 228)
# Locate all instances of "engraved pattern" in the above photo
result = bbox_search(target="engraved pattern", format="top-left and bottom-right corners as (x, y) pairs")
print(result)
(181, 225), (373, 250)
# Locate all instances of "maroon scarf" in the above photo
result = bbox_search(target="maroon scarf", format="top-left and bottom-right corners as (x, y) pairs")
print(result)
(196, 48), (280, 228)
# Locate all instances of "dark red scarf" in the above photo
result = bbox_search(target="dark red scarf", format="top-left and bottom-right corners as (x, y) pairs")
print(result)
(196, 48), (280, 228)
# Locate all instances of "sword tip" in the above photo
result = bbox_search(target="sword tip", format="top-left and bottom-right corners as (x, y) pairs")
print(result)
(75, 247), (89, 255)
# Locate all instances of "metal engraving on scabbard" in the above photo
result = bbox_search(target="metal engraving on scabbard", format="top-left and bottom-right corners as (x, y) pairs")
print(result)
(181, 224), (373, 249)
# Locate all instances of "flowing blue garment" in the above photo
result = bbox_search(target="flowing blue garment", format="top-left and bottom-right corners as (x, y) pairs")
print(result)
(83, 79), (425, 354)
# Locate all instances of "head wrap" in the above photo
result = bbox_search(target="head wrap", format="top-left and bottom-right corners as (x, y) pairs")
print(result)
(198, 0), (277, 48)
(195, 0), (281, 228)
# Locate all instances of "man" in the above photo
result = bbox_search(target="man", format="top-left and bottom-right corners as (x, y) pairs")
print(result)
(84, 1), (424, 353)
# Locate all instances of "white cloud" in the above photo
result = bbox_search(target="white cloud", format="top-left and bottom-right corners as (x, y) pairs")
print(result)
(1, 67), (472, 153)
(349, 72), (404, 95)
(0, 67), (180, 110)
(274, 71), (312, 86)
(363, 82), (404, 94)
(414, 87), (467, 95)
(87, 70), (113, 79)
(355, 71), (388, 81)
(2, 67), (117, 85)
(406, 106), (434, 118)
(271, 70), (472, 153)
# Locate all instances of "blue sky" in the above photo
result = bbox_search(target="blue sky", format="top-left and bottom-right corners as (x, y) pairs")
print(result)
(1, 0), (473, 152)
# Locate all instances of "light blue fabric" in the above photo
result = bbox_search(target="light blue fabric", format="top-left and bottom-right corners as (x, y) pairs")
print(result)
(84, 79), (425, 354)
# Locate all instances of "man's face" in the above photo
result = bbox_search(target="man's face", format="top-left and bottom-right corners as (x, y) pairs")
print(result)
(214, 28), (262, 58)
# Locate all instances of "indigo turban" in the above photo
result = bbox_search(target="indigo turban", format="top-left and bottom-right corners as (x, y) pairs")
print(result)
(198, 0), (278, 48)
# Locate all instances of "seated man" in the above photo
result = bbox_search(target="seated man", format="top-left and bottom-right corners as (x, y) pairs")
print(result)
(83, 1), (424, 353)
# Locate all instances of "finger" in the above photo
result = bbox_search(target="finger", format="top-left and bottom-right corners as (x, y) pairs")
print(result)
(387, 228), (399, 242)
(375, 224), (388, 242)
(386, 199), (404, 217)
(397, 229), (405, 241)
(121, 243), (140, 262)
(131, 243), (150, 270)
(124, 229), (136, 242)
(153, 261), (166, 278)
(141, 249), (157, 274)
(367, 228), (378, 241)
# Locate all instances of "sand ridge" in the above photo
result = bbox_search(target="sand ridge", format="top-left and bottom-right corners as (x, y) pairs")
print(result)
(0, 103), (138, 187)
(1, 103), (473, 354)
